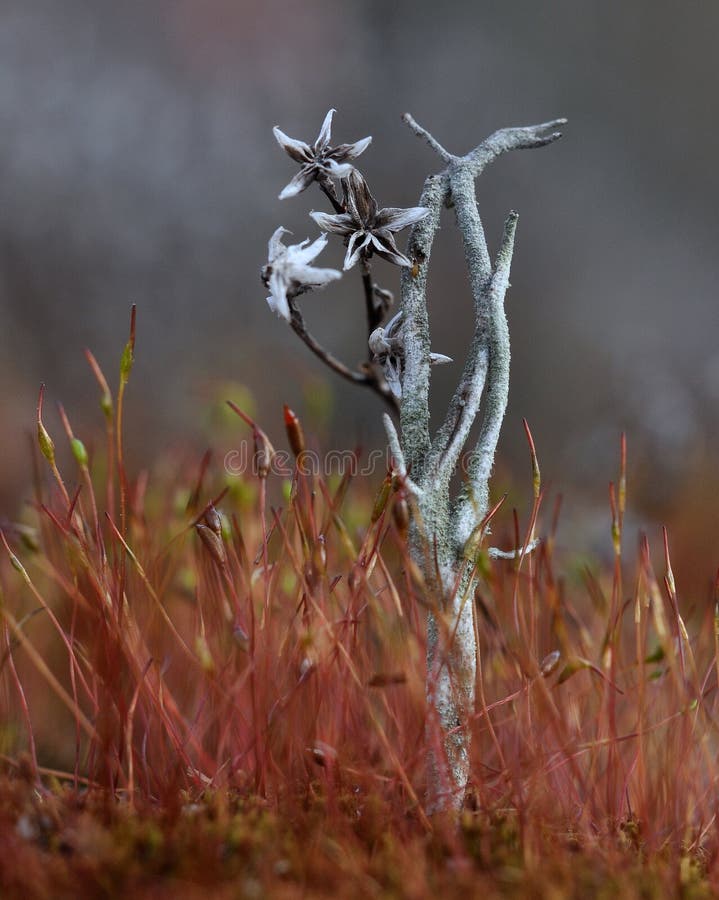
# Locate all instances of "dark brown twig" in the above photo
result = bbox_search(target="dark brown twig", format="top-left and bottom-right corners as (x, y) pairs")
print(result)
(317, 177), (344, 214)
(289, 304), (399, 414)
(359, 256), (386, 348)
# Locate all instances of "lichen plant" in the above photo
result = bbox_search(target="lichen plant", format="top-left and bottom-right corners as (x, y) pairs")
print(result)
(5, 108), (719, 898)
(263, 108), (566, 810)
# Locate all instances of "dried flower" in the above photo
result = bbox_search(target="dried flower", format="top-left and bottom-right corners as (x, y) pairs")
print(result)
(310, 170), (429, 270)
(368, 312), (451, 398)
(263, 227), (342, 322)
(273, 109), (372, 200)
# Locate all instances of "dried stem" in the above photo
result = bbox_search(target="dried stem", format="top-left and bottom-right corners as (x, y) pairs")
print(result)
(360, 256), (384, 345)
(318, 176), (344, 214)
(289, 304), (399, 414)
(276, 176), (401, 413)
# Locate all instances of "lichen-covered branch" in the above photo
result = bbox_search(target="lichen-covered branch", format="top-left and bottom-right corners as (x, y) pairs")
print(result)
(399, 173), (445, 473)
(452, 212), (517, 547)
(399, 117), (565, 486)
(465, 119), (567, 180)
(397, 113), (565, 813)
(422, 163), (494, 502)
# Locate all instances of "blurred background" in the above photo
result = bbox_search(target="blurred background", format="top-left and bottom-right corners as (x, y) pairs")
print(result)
(1, 0), (717, 592)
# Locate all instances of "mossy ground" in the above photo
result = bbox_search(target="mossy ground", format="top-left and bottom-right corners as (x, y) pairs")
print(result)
(0, 770), (713, 899)
(2, 331), (718, 898)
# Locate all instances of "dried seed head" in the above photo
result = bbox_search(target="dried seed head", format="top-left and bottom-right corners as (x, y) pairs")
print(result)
(303, 560), (318, 592)
(16, 525), (40, 553)
(37, 420), (55, 465)
(392, 495), (410, 537)
(371, 477), (392, 523)
(283, 404), (306, 458)
(195, 634), (215, 673)
(36, 386), (55, 465)
(311, 170), (429, 270)
(307, 741), (337, 768)
(312, 535), (327, 576)
(233, 623), (249, 652)
(298, 657), (316, 683)
(203, 504), (222, 537)
(196, 523), (227, 567)
(254, 428), (276, 479)
(540, 650), (561, 678)
(273, 109), (372, 200)
(264, 229), (342, 322)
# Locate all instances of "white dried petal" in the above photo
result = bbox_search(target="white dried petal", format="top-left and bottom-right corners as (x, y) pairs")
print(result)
(371, 239), (411, 267)
(264, 229), (341, 323)
(267, 269), (291, 322)
(315, 108), (335, 151)
(299, 264), (342, 288)
(324, 159), (355, 179)
(340, 135), (372, 160)
(377, 206), (430, 232)
(309, 210), (354, 235)
(368, 326), (390, 356)
(268, 226), (290, 261)
(343, 232), (372, 270)
(278, 168), (315, 200)
(289, 233), (329, 266)
(272, 127), (312, 163)
(383, 356), (403, 398)
(383, 311), (403, 337)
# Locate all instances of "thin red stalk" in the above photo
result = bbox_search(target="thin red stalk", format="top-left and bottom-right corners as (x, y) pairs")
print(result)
(1, 531), (98, 709)
(4, 623), (39, 781)
(271, 507), (432, 832)
(714, 570), (719, 716)
(1, 604), (95, 739)
(37, 384), (70, 506)
(57, 402), (101, 545)
(68, 593), (81, 792)
(84, 348), (116, 519)
(126, 657), (152, 807)
(258, 477), (271, 627)
(606, 481), (621, 817)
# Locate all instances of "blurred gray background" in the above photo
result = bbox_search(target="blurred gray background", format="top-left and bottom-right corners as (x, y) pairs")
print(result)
(1, 0), (718, 570)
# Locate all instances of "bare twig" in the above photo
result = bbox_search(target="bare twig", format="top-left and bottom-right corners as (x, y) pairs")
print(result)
(465, 119), (567, 179)
(401, 113), (453, 163)
(317, 176), (344, 214)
